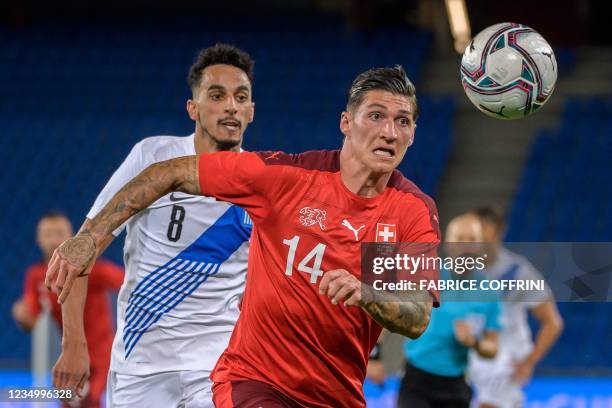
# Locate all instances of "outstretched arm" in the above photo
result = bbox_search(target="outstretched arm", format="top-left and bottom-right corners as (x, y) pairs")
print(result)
(45, 155), (200, 303)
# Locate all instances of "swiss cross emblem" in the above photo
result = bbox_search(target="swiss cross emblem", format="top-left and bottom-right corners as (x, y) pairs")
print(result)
(376, 223), (396, 243)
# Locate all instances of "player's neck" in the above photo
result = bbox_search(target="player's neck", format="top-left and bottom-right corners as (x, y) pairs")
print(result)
(339, 150), (391, 198)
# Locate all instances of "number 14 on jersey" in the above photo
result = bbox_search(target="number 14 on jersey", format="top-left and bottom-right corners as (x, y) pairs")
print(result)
(283, 235), (327, 284)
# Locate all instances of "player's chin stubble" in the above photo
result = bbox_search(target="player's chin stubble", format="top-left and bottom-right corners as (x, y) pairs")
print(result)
(202, 125), (241, 151)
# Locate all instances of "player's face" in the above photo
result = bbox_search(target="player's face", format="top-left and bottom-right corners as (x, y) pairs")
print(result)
(188, 64), (254, 150)
(480, 220), (501, 243)
(340, 90), (416, 174)
(36, 217), (73, 259)
(444, 214), (486, 261)
(445, 215), (484, 243)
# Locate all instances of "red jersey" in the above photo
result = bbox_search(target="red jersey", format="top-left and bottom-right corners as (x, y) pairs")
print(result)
(200, 150), (440, 407)
(22, 259), (124, 368)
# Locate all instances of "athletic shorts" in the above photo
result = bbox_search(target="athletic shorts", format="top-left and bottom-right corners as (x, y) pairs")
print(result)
(469, 361), (524, 408)
(106, 369), (213, 408)
(398, 362), (472, 408)
(212, 380), (303, 408)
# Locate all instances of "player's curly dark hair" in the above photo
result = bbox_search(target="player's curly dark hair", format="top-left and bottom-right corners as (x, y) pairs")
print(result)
(187, 43), (254, 94)
(346, 65), (419, 120)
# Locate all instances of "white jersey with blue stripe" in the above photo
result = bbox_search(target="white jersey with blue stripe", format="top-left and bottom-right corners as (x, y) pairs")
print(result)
(470, 247), (553, 371)
(87, 134), (251, 375)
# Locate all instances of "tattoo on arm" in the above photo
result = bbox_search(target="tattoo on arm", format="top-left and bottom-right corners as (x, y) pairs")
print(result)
(58, 231), (96, 274)
(359, 287), (432, 339)
(87, 155), (200, 246)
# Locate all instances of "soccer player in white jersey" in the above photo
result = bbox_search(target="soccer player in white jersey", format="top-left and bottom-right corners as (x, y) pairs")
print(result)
(50, 43), (256, 407)
(468, 205), (564, 408)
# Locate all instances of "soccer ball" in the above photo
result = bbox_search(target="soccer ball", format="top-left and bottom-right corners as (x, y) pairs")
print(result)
(460, 23), (557, 119)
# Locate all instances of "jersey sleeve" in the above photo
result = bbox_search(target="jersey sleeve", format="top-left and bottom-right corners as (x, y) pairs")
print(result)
(22, 267), (42, 318)
(87, 140), (150, 235)
(198, 151), (277, 222)
(399, 197), (441, 306)
(401, 197), (440, 244)
(484, 301), (502, 332)
(518, 261), (554, 308)
(88, 259), (125, 291)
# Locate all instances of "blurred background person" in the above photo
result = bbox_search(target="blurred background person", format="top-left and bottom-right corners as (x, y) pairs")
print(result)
(365, 337), (394, 408)
(468, 205), (564, 408)
(12, 211), (124, 407)
(398, 213), (501, 408)
(367, 340), (387, 386)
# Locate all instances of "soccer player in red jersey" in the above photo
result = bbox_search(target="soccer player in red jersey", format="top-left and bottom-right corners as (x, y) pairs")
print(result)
(12, 212), (124, 407)
(46, 66), (440, 407)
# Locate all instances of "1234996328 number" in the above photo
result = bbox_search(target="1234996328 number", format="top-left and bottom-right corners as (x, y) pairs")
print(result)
(4, 387), (73, 401)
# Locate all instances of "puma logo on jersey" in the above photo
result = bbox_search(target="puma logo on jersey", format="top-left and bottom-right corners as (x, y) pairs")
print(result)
(341, 219), (365, 241)
(299, 207), (326, 230)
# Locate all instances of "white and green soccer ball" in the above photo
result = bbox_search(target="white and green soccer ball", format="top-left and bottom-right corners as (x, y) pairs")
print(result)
(461, 22), (557, 119)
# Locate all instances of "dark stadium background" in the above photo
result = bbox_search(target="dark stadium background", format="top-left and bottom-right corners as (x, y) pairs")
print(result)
(1, 0), (610, 406)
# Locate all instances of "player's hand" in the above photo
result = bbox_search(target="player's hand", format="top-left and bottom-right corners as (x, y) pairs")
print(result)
(52, 338), (90, 398)
(319, 269), (362, 307)
(366, 360), (386, 385)
(11, 299), (36, 330)
(512, 358), (534, 385)
(453, 320), (476, 348)
(45, 234), (96, 304)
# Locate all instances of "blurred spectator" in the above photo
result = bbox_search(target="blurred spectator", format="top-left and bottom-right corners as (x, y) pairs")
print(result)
(367, 334), (386, 385)
(398, 213), (500, 408)
(12, 211), (124, 407)
(468, 205), (563, 408)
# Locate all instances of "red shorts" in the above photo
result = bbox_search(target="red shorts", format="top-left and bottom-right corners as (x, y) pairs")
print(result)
(212, 380), (303, 408)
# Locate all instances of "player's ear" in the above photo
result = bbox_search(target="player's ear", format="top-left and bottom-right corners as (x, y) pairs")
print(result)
(340, 111), (351, 137)
(248, 102), (255, 124)
(186, 99), (199, 122)
(407, 125), (415, 147)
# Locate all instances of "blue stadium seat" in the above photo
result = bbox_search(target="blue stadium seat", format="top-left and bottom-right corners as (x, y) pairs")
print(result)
(507, 97), (612, 373)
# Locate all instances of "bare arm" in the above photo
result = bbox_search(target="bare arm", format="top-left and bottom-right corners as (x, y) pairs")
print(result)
(53, 220), (114, 395)
(319, 270), (432, 339)
(511, 301), (562, 383)
(45, 155), (200, 303)
(360, 285), (432, 339)
(454, 321), (499, 358)
(62, 219), (115, 337)
(79, 155), (200, 249)
(526, 301), (563, 365)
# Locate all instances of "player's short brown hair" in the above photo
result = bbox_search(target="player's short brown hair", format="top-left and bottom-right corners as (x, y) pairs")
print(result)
(346, 65), (419, 120)
(472, 204), (507, 234)
(187, 43), (254, 95)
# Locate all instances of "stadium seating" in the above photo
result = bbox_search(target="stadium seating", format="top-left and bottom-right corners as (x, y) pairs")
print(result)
(507, 97), (612, 373)
(0, 20), (454, 363)
(508, 97), (612, 242)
